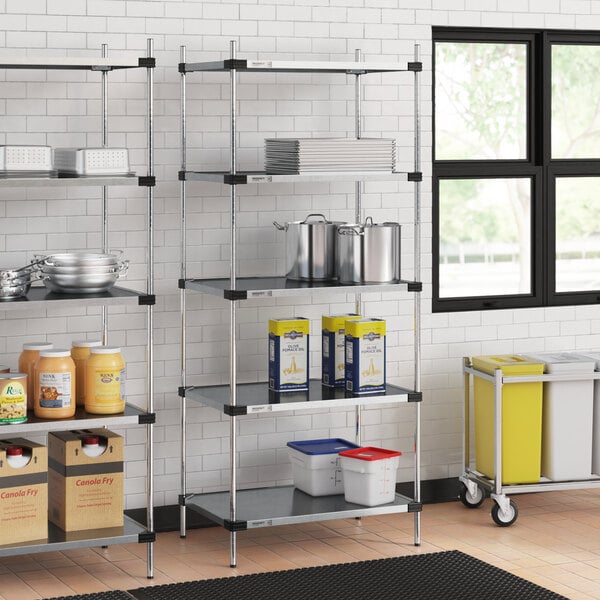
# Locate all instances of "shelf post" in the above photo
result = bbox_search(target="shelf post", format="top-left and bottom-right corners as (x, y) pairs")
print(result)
(354, 48), (363, 447)
(229, 39), (239, 569)
(413, 42), (422, 547)
(179, 44), (188, 540)
(101, 43), (109, 344)
(145, 37), (155, 579)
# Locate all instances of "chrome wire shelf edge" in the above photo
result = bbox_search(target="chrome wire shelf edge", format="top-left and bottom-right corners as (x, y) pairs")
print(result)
(183, 60), (410, 74)
(186, 486), (413, 529)
(0, 516), (146, 558)
(185, 380), (414, 414)
(183, 170), (410, 184)
(185, 277), (415, 298)
(0, 174), (138, 188)
(2, 404), (147, 434)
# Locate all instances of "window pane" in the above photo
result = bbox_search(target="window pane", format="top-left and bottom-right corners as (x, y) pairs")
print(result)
(555, 177), (600, 292)
(552, 45), (600, 159)
(435, 42), (527, 160)
(438, 178), (531, 298)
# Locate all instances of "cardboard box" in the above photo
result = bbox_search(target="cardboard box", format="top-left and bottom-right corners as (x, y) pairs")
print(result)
(48, 429), (123, 531)
(0, 438), (48, 545)
(322, 314), (361, 387)
(269, 317), (310, 392)
(345, 318), (386, 394)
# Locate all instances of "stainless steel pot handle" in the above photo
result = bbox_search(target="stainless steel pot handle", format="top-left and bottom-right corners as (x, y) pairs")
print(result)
(273, 220), (287, 231)
(337, 225), (364, 236)
(302, 213), (329, 224)
(364, 216), (374, 226)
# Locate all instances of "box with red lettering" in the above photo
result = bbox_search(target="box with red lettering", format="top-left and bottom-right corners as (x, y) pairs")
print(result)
(48, 429), (123, 531)
(0, 438), (47, 545)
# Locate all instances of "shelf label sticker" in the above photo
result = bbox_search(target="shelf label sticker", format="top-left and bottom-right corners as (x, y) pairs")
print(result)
(249, 61), (273, 69)
(250, 405), (273, 413)
(249, 176), (273, 183)
(250, 291), (273, 297)
(251, 519), (273, 528)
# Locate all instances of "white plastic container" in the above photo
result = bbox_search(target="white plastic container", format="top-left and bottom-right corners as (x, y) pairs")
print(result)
(339, 446), (402, 506)
(523, 352), (595, 481)
(571, 352), (600, 476)
(286, 438), (360, 496)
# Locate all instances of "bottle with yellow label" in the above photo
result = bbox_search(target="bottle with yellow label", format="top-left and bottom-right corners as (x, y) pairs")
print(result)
(34, 349), (76, 419)
(0, 373), (27, 424)
(71, 340), (102, 406)
(85, 346), (126, 414)
(18, 342), (53, 409)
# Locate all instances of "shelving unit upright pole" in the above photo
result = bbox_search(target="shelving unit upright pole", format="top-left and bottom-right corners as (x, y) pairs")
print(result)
(179, 44), (188, 539)
(228, 39), (239, 568)
(354, 48), (363, 447)
(145, 37), (156, 579)
(101, 43), (109, 343)
(413, 43), (422, 547)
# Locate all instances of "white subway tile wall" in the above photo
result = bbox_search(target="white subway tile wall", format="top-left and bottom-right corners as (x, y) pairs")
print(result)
(0, 1), (597, 510)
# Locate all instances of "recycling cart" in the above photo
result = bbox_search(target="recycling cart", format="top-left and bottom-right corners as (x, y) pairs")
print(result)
(460, 355), (600, 527)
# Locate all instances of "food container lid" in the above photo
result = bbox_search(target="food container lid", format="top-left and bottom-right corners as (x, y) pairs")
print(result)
(0, 372), (26, 380)
(90, 346), (122, 355)
(6, 446), (23, 456)
(82, 436), (100, 446)
(72, 340), (103, 348)
(287, 438), (360, 455)
(39, 349), (71, 358)
(22, 342), (53, 351)
(339, 446), (402, 461)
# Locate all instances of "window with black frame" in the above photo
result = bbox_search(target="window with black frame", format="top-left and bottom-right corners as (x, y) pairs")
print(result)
(433, 28), (600, 312)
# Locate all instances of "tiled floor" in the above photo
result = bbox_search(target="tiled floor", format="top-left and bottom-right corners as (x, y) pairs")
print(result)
(2, 490), (600, 599)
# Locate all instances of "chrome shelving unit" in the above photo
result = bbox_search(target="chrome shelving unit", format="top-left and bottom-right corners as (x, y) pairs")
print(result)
(178, 42), (423, 567)
(0, 42), (156, 577)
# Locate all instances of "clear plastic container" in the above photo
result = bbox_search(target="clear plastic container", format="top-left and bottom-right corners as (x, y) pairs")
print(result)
(71, 340), (102, 406)
(85, 346), (126, 414)
(33, 349), (76, 419)
(18, 342), (53, 409)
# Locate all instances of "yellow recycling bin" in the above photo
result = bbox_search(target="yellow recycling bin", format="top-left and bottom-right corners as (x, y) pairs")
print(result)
(472, 355), (544, 484)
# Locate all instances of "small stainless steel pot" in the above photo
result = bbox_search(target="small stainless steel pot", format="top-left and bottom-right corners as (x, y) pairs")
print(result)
(273, 213), (345, 281)
(336, 217), (401, 283)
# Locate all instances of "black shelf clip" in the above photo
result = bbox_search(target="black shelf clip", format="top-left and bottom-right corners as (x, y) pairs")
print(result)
(138, 412), (156, 424)
(408, 391), (423, 403)
(138, 175), (155, 187)
(224, 519), (248, 532)
(139, 57), (156, 68)
(178, 170), (187, 181)
(408, 501), (423, 513)
(408, 171), (422, 182)
(224, 405), (248, 416)
(408, 61), (423, 72)
(138, 295), (156, 306)
(407, 282), (423, 292)
(223, 289), (249, 301)
(178, 278), (187, 290)
(138, 531), (156, 543)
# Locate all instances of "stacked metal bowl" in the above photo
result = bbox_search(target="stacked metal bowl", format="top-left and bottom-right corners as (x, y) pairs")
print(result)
(38, 252), (128, 294)
(0, 266), (37, 300)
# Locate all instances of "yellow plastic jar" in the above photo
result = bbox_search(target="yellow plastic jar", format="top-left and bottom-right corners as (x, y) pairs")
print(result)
(85, 346), (126, 415)
(34, 349), (76, 419)
(71, 340), (102, 406)
(18, 342), (53, 410)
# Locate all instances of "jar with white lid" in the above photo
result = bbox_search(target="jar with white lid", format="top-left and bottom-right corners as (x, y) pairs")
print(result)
(85, 346), (126, 415)
(34, 349), (76, 419)
(18, 342), (53, 409)
(81, 435), (107, 457)
(6, 446), (31, 468)
(71, 340), (102, 406)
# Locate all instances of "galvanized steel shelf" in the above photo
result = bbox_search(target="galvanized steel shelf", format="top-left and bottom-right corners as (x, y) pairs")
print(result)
(0, 44), (156, 578)
(0, 286), (147, 309)
(183, 380), (421, 415)
(181, 170), (419, 185)
(0, 516), (149, 558)
(183, 276), (422, 300)
(0, 174), (139, 188)
(179, 43), (423, 567)
(2, 404), (151, 434)
(186, 486), (419, 530)
(181, 59), (419, 74)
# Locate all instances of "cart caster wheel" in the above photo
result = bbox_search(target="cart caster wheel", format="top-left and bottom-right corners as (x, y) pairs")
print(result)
(459, 484), (485, 509)
(491, 499), (518, 527)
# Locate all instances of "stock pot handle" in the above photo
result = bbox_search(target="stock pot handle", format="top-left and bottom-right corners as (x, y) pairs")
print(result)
(337, 225), (364, 236)
(302, 213), (329, 224)
(273, 221), (287, 231)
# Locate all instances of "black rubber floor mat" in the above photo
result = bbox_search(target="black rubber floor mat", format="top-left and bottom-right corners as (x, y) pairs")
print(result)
(128, 550), (568, 600)
(51, 592), (134, 600)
